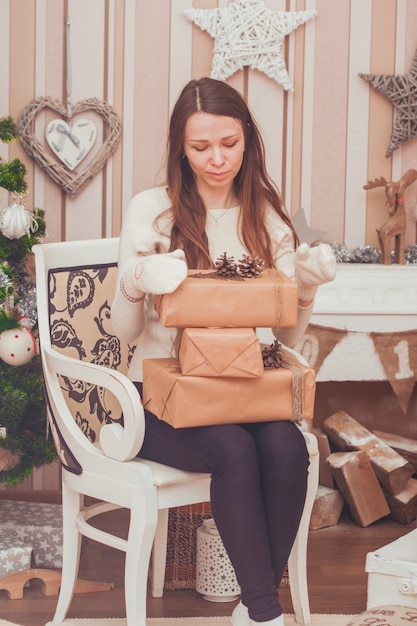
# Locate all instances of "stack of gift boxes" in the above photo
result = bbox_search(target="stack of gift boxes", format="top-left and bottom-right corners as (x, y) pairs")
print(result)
(143, 258), (316, 428)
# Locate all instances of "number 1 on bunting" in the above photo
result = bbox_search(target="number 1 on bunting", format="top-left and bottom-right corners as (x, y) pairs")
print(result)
(394, 340), (414, 380)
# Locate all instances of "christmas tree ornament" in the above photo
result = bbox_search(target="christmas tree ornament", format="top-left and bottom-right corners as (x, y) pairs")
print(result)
(0, 194), (39, 239)
(0, 324), (37, 366)
(17, 15), (121, 196)
(15, 285), (38, 329)
(359, 49), (417, 157)
(0, 447), (20, 472)
(0, 268), (13, 296)
(183, 0), (317, 91)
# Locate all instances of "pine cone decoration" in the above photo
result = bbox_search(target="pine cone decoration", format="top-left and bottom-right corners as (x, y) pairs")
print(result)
(215, 252), (239, 277)
(238, 253), (265, 277)
(262, 340), (284, 369)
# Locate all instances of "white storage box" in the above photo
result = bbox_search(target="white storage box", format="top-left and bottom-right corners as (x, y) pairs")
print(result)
(0, 529), (33, 577)
(0, 500), (63, 569)
(366, 528), (417, 609)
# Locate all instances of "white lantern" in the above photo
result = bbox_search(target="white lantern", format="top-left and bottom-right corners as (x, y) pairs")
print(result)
(196, 518), (240, 602)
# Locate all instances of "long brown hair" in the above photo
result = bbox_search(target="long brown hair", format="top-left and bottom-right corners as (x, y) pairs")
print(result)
(160, 77), (298, 268)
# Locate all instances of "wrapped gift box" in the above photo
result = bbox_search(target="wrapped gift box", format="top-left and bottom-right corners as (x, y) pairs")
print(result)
(0, 500), (63, 569)
(155, 268), (298, 328)
(0, 529), (33, 577)
(178, 327), (264, 378)
(143, 356), (315, 428)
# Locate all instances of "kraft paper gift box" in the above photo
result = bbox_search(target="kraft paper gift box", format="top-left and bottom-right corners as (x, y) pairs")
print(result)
(178, 327), (264, 378)
(155, 268), (298, 328)
(0, 500), (63, 569)
(142, 357), (316, 428)
(0, 529), (33, 577)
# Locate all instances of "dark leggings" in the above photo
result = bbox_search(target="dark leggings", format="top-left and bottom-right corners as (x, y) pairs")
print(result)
(135, 383), (309, 622)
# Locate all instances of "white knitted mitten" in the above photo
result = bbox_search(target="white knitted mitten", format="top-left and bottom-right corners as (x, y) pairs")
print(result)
(133, 249), (187, 294)
(295, 243), (337, 301)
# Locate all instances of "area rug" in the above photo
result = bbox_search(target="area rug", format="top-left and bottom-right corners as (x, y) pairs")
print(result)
(0, 617), (356, 626)
(40, 615), (355, 626)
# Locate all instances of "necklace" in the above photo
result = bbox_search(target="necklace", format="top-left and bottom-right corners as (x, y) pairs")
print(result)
(207, 208), (230, 226)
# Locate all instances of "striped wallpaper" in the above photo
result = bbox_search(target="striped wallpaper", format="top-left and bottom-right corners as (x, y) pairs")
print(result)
(1, 0), (417, 489)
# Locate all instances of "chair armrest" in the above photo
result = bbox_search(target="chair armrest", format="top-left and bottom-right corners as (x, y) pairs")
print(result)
(43, 345), (145, 462)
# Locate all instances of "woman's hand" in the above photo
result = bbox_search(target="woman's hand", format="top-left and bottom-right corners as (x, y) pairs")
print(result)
(133, 249), (187, 294)
(295, 243), (336, 303)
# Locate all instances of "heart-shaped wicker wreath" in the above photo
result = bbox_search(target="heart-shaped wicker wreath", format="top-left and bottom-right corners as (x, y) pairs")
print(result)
(18, 96), (122, 197)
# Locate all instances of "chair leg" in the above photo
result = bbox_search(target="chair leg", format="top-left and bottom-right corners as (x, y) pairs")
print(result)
(125, 490), (158, 626)
(288, 437), (319, 625)
(149, 508), (169, 597)
(53, 484), (83, 623)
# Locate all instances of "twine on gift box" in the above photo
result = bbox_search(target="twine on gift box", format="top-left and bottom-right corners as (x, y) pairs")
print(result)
(262, 340), (304, 423)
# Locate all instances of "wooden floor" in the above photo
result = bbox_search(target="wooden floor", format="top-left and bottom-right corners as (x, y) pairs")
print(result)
(0, 491), (414, 625)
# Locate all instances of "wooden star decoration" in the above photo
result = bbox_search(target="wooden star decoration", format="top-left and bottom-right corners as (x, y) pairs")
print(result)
(359, 50), (417, 157)
(292, 207), (326, 245)
(183, 0), (317, 91)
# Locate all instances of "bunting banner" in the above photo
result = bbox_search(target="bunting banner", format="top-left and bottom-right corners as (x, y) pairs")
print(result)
(295, 324), (417, 415)
(294, 324), (348, 374)
(370, 330), (417, 414)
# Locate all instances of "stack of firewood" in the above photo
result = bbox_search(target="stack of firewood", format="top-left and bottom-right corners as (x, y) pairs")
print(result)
(309, 410), (417, 529)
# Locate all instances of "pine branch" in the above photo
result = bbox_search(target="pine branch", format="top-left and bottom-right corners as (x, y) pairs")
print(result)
(0, 158), (27, 193)
(0, 308), (21, 332)
(0, 116), (20, 143)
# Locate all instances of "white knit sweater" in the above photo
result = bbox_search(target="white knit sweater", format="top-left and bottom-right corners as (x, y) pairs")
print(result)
(111, 187), (313, 382)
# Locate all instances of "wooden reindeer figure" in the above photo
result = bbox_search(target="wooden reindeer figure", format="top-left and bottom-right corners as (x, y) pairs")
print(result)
(364, 168), (417, 264)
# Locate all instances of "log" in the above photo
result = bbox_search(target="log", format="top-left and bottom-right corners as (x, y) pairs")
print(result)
(373, 430), (417, 475)
(384, 477), (417, 525)
(313, 428), (334, 488)
(323, 410), (413, 495)
(309, 485), (344, 530)
(327, 451), (390, 527)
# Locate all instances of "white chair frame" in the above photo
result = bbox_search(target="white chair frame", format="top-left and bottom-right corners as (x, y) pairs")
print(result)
(33, 237), (319, 625)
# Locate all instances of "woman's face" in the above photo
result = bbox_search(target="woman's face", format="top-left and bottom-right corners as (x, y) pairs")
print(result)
(183, 112), (245, 201)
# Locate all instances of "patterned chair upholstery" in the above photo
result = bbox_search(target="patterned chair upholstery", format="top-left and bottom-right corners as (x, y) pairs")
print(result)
(46, 261), (137, 473)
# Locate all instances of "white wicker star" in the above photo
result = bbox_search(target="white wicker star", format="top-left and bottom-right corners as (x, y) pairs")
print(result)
(183, 0), (317, 91)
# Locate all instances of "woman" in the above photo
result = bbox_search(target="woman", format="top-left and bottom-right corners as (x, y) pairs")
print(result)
(112, 77), (336, 626)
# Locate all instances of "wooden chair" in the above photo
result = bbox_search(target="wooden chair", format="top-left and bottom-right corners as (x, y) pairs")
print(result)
(33, 237), (319, 625)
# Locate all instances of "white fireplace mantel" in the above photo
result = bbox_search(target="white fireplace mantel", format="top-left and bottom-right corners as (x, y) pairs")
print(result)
(312, 264), (417, 331)
(309, 264), (417, 382)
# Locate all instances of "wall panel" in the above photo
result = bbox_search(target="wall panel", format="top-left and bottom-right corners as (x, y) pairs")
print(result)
(311, 0), (350, 244)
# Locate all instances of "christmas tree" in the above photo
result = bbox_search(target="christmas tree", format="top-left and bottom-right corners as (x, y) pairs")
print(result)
(0, 115), (56, 485)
